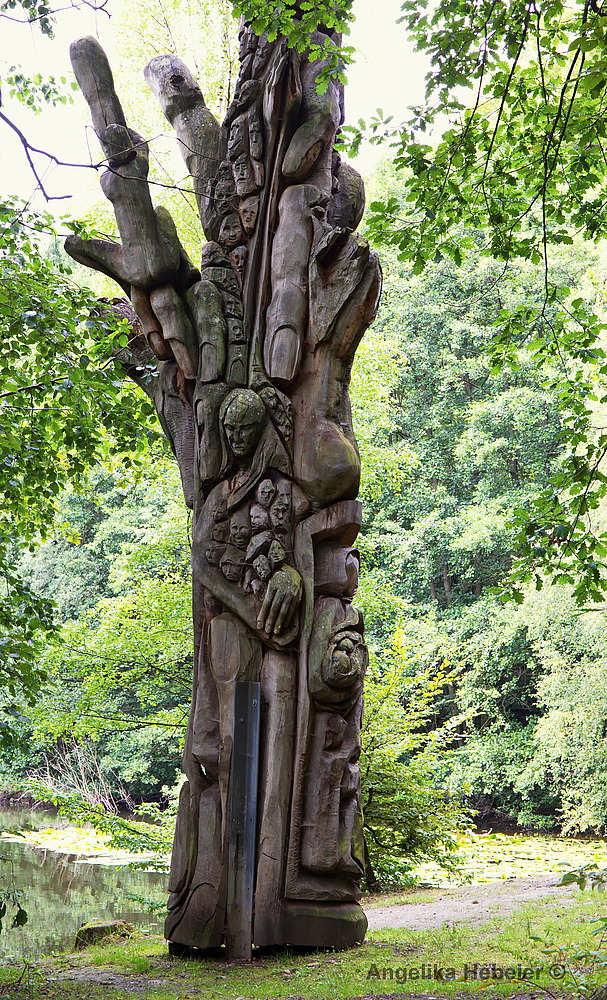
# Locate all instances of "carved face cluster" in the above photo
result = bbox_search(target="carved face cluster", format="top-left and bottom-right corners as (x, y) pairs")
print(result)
(207, 474), (294, 596)
(211, 96), (264, 262)
(194, 249), (247, 394)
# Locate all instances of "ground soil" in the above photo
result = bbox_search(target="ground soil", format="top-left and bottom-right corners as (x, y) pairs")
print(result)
(365, 875), (577, 931)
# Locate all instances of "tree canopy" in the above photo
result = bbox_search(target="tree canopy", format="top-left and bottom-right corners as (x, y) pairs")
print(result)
(352, 0), (607, 604)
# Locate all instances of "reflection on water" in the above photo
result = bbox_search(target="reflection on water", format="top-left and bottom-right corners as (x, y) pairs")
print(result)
(0, 810), (167, 961)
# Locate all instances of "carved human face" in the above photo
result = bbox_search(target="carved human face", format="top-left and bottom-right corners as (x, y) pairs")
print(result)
(239, 24), (256, 59)
(225, 418), (261, 457)
(233, 154), (251, 184)
(206, 543), (225, 567)
(223, 391), (265, 459)
(252, 34), (271, 74)
(322, 631), (368, 690)
(219, 213), (244, 248)
(215, 180), (236, 216)
(253, 554), (272, 581)
(212, 498), (227, 522)
(250, 503), (270, 533)
(220, 547), (245, 582)
(248, 115), (263, 160)
(229, 245), (247, 275)
(230, 508), (251, 549)
(239, 196), (258, 236)
(276, 480), (291, 502)
(270, 502), (289, 532)
(228, 317), (245, 343)
(268, 539), (286, 569)
(212, 520), (230, 544)
(228, 117), (247, 160)
(257, 479), (275, 508)
(272, 494), (289, 514)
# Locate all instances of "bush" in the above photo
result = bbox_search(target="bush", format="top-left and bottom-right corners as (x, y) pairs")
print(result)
(361, 630), (469, 889)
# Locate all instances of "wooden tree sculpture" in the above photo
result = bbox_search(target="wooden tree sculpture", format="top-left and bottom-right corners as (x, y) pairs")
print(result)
(65, 15), (381, 956)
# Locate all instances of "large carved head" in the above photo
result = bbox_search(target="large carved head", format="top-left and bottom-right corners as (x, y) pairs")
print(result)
(321, 630), (368, 690)
(220, 388), (266, 459)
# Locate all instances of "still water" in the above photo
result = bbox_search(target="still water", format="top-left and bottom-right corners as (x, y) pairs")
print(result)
(0, 810), (167, 962)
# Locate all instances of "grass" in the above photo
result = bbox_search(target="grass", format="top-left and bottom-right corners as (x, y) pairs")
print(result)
(0, 888), (605, 1000)
(5, 829), (607, 998)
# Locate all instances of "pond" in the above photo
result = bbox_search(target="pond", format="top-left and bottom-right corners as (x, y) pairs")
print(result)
(0, 809), (167, 962)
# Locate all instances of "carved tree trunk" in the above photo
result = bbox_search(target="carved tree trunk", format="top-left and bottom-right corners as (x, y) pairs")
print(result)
(66, 16), (381, 953)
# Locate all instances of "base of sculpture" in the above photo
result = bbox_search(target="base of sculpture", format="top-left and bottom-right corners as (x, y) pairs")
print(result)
(166, 899), (367, 955)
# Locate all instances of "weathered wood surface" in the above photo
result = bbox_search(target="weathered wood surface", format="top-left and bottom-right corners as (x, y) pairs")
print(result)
(66, 14), (381, 954)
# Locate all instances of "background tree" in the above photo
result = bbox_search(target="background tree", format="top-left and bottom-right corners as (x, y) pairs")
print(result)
(353, 0), (607, 604)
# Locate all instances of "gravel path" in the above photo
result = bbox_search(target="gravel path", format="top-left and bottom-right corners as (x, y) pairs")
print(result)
(365, 876), (577, 931)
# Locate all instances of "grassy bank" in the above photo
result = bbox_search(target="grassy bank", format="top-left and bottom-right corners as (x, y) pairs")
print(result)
(2, 889), (606, 1000)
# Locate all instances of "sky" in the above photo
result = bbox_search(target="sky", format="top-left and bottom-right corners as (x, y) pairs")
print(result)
(0, 0), (430, 211)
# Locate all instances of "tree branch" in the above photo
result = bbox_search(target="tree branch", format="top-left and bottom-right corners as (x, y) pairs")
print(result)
(0, 109), (97, 201)
(0, 0), (110, 26)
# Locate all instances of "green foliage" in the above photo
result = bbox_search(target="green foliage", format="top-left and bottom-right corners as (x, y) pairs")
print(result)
(0, 858), (27, 933)
(533, 646), (607, 833)
(361, 633), (468, 889)
(354, 206), (585, 609)
(2, 69), (75, 111)
(13, 462), (192, 798)
(0, 200), (157, 737)
(229, 0), (355, 88)
(402, 580), (607, 833)
(441, 723), (560, 830)
(0, 0), (59, 37)
(348, 0), (607, 604)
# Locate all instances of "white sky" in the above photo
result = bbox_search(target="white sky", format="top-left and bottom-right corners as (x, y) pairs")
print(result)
(0, 0), (429, 211)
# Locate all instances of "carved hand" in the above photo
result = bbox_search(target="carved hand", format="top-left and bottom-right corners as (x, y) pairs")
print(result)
(257, 564), (302, 636)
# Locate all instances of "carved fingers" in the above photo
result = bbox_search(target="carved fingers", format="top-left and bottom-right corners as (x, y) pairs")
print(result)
(63, 235), (131, 295)
(69, 36), (126, 143)
(66, 38), (206, 383)
(256, 565), (302, 636)
(144, 55), (220, 233)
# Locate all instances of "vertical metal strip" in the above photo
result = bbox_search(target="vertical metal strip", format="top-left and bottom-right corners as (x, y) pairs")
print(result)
(226, 680), (261, 960)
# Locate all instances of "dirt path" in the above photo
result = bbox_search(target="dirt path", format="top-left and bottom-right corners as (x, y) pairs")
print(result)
(365, 876), (577, 931)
